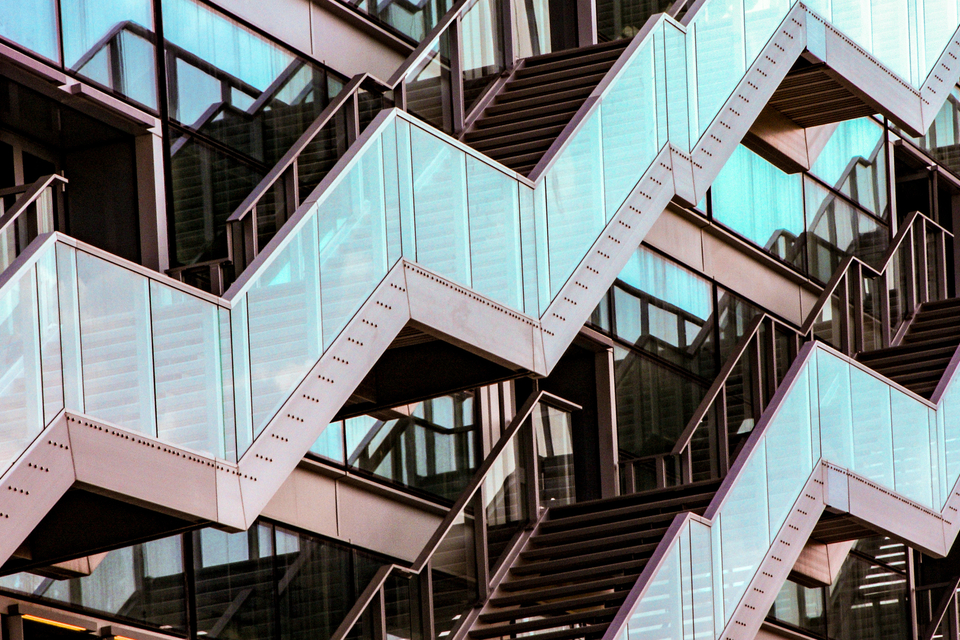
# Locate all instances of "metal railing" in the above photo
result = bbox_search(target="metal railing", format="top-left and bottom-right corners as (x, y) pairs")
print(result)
(620, 210), (953, 490)
(327, 389), (579, 640)
(0, 175), (67, 275)
(168, 0), (518, 292)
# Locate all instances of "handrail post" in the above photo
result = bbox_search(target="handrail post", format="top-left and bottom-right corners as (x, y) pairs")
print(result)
(838, 272), (851, 355)
(345, 91), (360, 147)
(717, 384), (730, 475)
(881, 264), (892, 347)
(905, 226), (917, 318)
(851, 263), (864, 354)
(371, 587), (387, 640)
(762, 317), (777, 401)
(419, 566), (436, 640)
(450, 17), (466, 135)
(472, 490), (490, 602)
(282, 164), (299, 225)
(918, 217), (930, 305)
(748, 335), (763, 424)
(521, 412), (540, 519)
(937, 228), (949, 300)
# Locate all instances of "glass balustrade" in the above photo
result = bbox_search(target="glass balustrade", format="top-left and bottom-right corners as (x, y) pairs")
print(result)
(611, 341), (960, 640)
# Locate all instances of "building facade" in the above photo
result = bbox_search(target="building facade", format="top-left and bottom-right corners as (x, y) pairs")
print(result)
(0, 0), (959, 640)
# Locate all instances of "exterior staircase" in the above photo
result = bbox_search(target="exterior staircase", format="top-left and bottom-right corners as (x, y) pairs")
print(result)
(856, 298), (960, 398)
(469, 481), (719, 640)
(462, 40), (629, 175)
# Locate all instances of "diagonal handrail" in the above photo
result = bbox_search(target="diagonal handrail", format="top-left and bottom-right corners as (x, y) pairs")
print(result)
(327, 388), (579, 640)
(666, 210), (951, 474)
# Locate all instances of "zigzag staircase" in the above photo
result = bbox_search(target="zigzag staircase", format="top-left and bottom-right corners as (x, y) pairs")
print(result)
(0, 2), (959, 638)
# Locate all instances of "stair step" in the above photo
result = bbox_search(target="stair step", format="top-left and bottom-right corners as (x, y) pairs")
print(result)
(511, 542), (659, 576)
(540, 489), (716, 532)
(495, 73), (608, 104)
(522, 523), (678, 560)
(499, 558), (648, 592)
(490, 575), (638, 607)
(514, 47), (627, 79)
(479, 592), (627, 624)
(505, 61), (618, 91)
(470, 609), (617, 639)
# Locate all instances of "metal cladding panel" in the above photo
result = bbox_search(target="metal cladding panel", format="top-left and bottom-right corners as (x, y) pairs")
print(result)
(844, 467), (949, 557)
(691, 4), (807, 198)
(941, 473), (960, 553)
(820, 17), (924, 133)
(920, 28), (960, 129)
(669, 145), (697, 207)
(0, 415), (75, 562)
(720, 465), (826, 640)
(236, 263), (413, 519)
(67, 413), (219, 522)
(215, 462), (246, 532)
(404, 261), (542, 374)
(541, 145), (675, 370)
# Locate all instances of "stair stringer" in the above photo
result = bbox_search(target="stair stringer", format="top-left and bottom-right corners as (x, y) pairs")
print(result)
(538, 3), (960, 368)
(600, 341), (960, 640)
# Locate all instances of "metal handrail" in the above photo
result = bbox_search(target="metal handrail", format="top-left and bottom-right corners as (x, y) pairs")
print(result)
(328, 389), (580, 640)
(0, 175), (67, 236)
(664, 210), (951, 472)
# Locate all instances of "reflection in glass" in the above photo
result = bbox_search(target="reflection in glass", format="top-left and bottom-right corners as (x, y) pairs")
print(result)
(533, 403), (575, 506)
(0, 0), (59, 62)
(64, 0), (158, 108)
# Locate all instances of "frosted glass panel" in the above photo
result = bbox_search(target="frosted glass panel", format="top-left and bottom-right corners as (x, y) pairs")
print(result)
(151, 282), (225, 457)
(545, 109), (605, 295)
(317, 138), (389, 348)
(411, 126), (470, 285)
(891, 388), (933, 507)
(77, 252), (156, 436)
(246, 220), (321, 433)
(850, 366), (894, 489)
(817, 353), (853, 468)
(467, 158), (522, 308)
(720, 445), (768, 617)
(37, 248), (63, 424)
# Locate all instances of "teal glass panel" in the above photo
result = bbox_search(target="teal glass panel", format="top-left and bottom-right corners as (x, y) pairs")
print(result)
(816, 352), (853, 468)
(626, 540), (682, 640)
(765, 366), (815, 541)
(744, 0), (790, 63)
(231, 296), (253, 456)
(311, 422), (345, 463)
(56, 244), (84, 413)
(317, 137), (388, 348)
(519, 185), (539, 316)
(831, 0), (872, 67)
(720, 445), (768, 617)
(850, 366), (894, 489)
(891, 388), (933, 507)
(0, 0), (59, 62)
(711, 146), (804, 265)
(930, 408), (944, 509)
(534, 182), (550, 314)
(218, 308), (237, 462)
(869, 0), (910, 81)
(654, 28), (669, 149)
(711, 514), (725, 632)
(77, 252), (156, 436)
(467, 157), (522, 309)
(693, 0), (746, 137)
(665, 24), (690, 152)
(690, 520), (715, 640)
(808, 352), (821, 462)
(247, 218), (322, 434)
(37, 248), (63, 424)
(151, 282), (225, 458)
(410, 126), (470, 285)
(680, 528), (694, 640)
(810, 118), (887, 218)
(0, 266), (43, 471)
(545, 109), (605, 295)
(396, 119), (417, 258)
(382, 120), (403, 266)
(601, 39), (659, 217)
(923, 0), (958, 77)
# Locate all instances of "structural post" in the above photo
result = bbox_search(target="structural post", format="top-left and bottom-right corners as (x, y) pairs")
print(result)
(135, 129), (170, 272)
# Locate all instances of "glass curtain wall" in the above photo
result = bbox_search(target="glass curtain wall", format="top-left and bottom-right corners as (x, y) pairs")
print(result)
(589, 246), (764, 492)
(901, 85), (960, 177)
(0, 0), (159, 109)
(0, 522), (390, 640)
(162, 0), (349, 267)
(710, 117), (891, 283)
(311, 391), (480, 502)
(768, 536), (910, 640)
